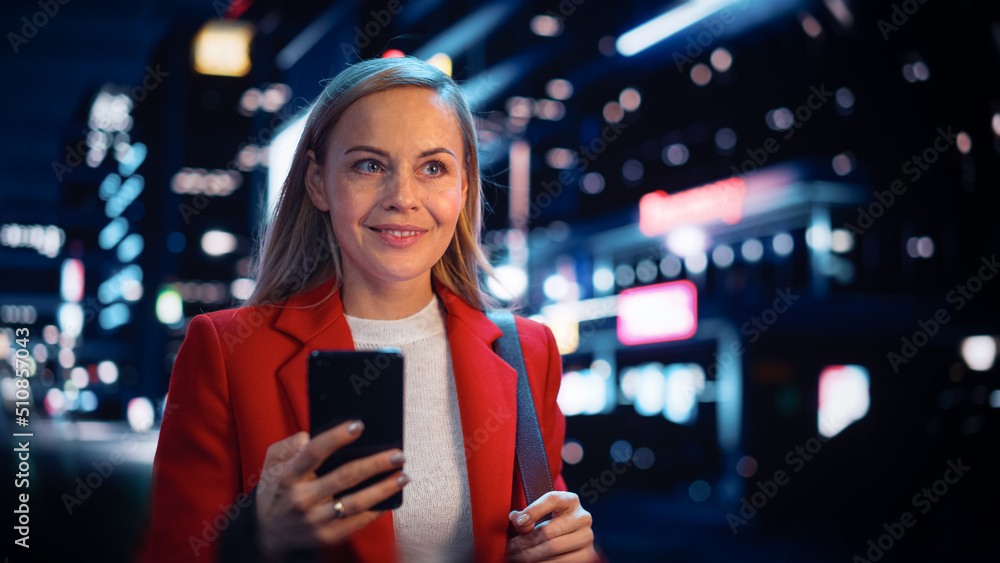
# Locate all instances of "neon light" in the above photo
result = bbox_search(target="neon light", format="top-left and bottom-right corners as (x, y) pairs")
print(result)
(639, 177), (746, 236)
(633, 364), (665, 416)
(1, 223), (65, 257)
(192, 21), (254, 77)
(616, 0), (743, 57)
(817, 365), (870, 438)
(267, 113), (308, 220)
(617, 280), (697, 345)
(556, 369), (609, 416)
(664, 363), (706, 425)
(961, 336), (997, 371)
(60, 259), (85, 303)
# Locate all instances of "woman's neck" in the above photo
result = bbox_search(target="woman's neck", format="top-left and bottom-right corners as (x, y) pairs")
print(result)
(340, 274), (435, 320)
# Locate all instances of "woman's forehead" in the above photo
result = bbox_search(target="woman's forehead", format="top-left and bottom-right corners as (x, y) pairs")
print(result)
(344, 90), (454, 129)
(329, 87), (464, 152)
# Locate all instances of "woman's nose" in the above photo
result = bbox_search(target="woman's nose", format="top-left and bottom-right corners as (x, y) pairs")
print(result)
(382, 173), (419, 210)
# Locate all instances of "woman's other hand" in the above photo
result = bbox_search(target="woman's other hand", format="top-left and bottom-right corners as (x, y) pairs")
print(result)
(255, 420), (408, 557)
(506, 491), (598, 562)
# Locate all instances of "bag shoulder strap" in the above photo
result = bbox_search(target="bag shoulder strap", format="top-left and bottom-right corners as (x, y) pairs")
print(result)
(486, 309), (555, 506)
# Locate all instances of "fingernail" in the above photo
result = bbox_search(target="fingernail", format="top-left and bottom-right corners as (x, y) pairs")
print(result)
(390, 451), (406, 465)
(516, 513), (530, 526)
(397, 473), (410, 487)
(347, 420), (364, 434)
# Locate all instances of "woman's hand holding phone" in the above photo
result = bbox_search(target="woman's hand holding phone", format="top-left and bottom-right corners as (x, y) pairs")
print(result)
(254, 420), (409, 558)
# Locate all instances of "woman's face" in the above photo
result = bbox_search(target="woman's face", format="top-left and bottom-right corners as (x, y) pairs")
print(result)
(305, 86), (468, 295)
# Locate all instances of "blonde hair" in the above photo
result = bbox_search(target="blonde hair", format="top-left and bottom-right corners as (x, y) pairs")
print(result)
(245, 57), (501, 311)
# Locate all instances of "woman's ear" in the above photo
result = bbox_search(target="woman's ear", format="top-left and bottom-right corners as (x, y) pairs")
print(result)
(304, 149), (330, 212)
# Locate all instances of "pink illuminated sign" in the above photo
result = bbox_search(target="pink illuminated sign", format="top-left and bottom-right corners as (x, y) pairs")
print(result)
(617, 280), (698, 345)
(638, 177), (747, 236)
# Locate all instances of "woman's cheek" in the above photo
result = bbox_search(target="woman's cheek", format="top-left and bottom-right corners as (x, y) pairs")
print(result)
(450, 184), (465, 214)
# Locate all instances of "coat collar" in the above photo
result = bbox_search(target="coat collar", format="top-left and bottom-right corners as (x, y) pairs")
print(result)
(273, 275), (502, 351)
(272, 275), (516, 563)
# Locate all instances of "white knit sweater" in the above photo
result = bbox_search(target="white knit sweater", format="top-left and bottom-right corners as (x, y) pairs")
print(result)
(344, 294), (475, 563)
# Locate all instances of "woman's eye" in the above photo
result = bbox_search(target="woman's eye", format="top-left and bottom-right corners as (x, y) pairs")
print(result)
(421, 161), (445, 176)
(352, 159), (383, 174)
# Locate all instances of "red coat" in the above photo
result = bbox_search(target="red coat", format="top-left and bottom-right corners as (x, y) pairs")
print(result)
(140, 276), (567, 562)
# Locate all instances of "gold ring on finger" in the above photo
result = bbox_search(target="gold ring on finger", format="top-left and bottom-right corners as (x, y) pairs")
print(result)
(332, 499), (347, 519)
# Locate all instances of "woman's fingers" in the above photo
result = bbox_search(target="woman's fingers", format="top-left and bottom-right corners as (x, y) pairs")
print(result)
(254, 423), (410, 557)
(506, 492), (596, 562)
(315, 510), (386, 544)
(262, 431), (310, 473)
(507, 519), (594, 557)
(303, 448), (406, 504)
(509, 491), (578, 533)
(508, 517), (565, 552)
(284, 420), (366, 482)
(305, 469), (409, 525)
(335, 469), (409, 514)
(507, 526), (595, 562)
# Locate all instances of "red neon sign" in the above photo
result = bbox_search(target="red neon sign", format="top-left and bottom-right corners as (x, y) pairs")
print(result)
(638, 177), (746, 236)
(617, 280), (698, 345)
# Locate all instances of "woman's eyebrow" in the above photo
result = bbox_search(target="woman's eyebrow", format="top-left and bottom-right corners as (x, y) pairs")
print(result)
(343, 146), (456, 159)
(344, 145), (387, 157)
(418, 147), (456, 160)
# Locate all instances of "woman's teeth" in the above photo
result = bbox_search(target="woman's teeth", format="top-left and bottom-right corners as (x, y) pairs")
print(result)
(373, 228), (419, 237)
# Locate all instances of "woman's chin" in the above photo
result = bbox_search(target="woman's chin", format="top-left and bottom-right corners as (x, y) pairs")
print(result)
(365, 267), (435, 286)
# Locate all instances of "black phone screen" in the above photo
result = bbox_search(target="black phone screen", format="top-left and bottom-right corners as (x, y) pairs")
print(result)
(308, 349), (404, 510)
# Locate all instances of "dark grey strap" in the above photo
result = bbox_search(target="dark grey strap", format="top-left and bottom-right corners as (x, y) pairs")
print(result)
(486, 310), (555, 505)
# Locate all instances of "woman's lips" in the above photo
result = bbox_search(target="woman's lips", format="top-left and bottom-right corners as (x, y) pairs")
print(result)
(368, 226), (425, 248)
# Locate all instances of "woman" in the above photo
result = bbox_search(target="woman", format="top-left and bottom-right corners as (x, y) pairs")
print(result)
(141, 57), (597, 562)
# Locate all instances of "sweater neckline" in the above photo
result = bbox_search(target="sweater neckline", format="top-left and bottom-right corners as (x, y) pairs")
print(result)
(343, 294), (446, 344)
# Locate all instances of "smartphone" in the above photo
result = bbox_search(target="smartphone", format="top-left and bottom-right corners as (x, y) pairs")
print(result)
(308, 349), (404, 510)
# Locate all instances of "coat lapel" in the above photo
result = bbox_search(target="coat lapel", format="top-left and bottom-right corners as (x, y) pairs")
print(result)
(272, 280), (395, 561)
(271, 276), (518, 563)
(273, 278), (353, 432)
